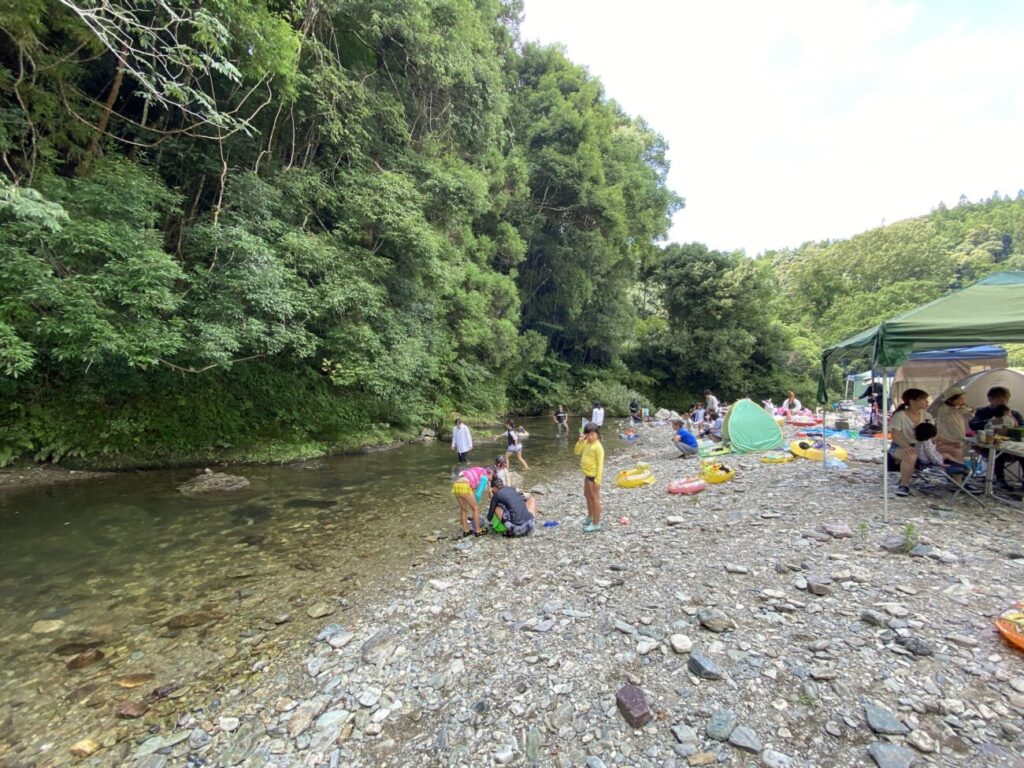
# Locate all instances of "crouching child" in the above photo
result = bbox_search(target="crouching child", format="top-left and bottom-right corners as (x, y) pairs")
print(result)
(487, 484), (537, 538)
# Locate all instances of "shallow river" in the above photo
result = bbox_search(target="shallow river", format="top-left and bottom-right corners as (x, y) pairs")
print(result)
(0, 416), (627, 763)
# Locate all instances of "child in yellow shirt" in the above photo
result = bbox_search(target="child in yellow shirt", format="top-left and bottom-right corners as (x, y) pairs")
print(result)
(574, 423), (605, 532)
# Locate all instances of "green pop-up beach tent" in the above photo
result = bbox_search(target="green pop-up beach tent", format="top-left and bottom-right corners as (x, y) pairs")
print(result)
(722, 398), (783, 452)
(816, 271), (1024, 520)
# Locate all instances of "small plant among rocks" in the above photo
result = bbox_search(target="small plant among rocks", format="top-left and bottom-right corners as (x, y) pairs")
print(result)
(901, 522), (919, 553)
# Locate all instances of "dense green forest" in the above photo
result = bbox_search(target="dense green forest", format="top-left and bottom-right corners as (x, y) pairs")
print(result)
(1, 0), (1023, 467)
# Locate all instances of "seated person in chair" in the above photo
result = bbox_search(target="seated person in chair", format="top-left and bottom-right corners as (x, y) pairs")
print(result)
(970, 386), (1024, 491)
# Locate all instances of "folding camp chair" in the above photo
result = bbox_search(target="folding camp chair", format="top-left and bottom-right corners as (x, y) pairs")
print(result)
(886, 452), (984, 506)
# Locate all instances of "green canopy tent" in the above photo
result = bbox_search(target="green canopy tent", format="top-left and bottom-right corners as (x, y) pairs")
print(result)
(722, 398), (783, 452)
(816, 271), (1024, 518)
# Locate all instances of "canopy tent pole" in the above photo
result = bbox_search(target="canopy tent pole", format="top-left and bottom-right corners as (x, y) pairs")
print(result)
(882, 371), (890, 523)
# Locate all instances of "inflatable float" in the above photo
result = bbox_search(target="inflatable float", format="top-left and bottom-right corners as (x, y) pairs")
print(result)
(790, 439), (848, 461)
(616, 465), (656, 488)
(667, 478), (706, 495)
(760, 451), (794, 464)
(786, 417), (820, 427)
(700, 460), (735, 484)
(698, 444), (732, 458)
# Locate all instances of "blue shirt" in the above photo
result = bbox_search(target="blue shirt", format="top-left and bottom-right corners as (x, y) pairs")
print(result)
(675, 428), (698, 448)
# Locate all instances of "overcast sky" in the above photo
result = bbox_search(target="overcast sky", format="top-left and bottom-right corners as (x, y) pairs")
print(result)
(519, 0), (1024, 256)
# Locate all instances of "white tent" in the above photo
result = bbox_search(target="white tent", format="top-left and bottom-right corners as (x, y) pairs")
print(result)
(927, 368), (1024, 416)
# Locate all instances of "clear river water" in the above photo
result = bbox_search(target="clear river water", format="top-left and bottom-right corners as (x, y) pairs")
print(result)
(0, 416), (627, 763)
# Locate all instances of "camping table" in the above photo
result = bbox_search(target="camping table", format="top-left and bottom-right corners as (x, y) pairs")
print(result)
(968, 437), (1024, 506)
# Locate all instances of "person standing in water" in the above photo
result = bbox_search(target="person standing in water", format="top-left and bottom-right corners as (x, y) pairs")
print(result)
(451, 417), (473, 463)
(575, 422), (605, 532)
(504, 420), (529, 470)
(554, 405), (568, 432)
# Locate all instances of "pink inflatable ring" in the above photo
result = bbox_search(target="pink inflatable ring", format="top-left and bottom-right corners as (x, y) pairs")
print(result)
(667, 478), (707, 495)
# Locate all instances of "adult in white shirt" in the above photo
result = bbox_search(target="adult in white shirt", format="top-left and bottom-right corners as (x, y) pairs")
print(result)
(590, 402), (605, 427)
(451, 418), (473, 463)
(889, 388), (932, 497)
(704, 389), (719, 413)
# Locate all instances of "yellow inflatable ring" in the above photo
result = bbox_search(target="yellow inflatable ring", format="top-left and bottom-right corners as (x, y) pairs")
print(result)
(761, 451), (794, 464)
(616, 465), (656, 488)
(789, 440), (848, 461)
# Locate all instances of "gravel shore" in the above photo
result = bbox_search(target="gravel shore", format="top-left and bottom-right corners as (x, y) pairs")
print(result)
(59, 424), (1024, 767)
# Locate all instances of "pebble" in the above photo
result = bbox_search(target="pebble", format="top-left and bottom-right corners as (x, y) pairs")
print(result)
(867, 741), (919, 768)
(615, 684), (652, 727)
(688, 651), (723, 680)
(218, 716), (240, 732)
(761, 749), (793, 768)
(306, 602), (335, 619)
(696, 608), (733, 633)
(906, 728), (935, 753)
(705, 709), (736, 740)
(728, 725), (762, 753)
(864, 702), (909, 735)
(669, 634), (693, 654)
(358, 687), (382, 707)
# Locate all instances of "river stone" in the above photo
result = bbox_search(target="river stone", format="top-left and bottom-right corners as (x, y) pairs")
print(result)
(113, 673), (155, 689)
(670, 634), (693, 654)
(31, 619), (66, 634)
(861, 610), (889, 627)
(615, 684), (652, 727)
(688, 651), (723, 680)
(823, 521), (853, 538)
(287, 697), (329, 738)
(177, 472), (250, 494)
(805, 575), (833, 596)
(70, 739), (100, 758)
(867, 742), (918, 768)
(672, 724), (697, 744)
(166, 610), (223, 629)
(66, 648), (105, 670)
(117, 699), (150, 718)
(361, 629), (400, 666)
(762, 749), (793, 768)
(687, 754), (717, 766)
(358, 687), (382, 707)
(134, 756), (168, 768)
(906, 729), (935, 753)
(728, 726), (761, 753)
(637, 638), (658, 655)
(705, 708), (736, 740)
(864, 702), (909, 735)
(328, 630), (355, 649)
(585, 758), (607, 768)
(895, 635), (933, 656)
(697, 608), (733, 633)
(214, 720), (263, 767)
(306, 602), (335, 619)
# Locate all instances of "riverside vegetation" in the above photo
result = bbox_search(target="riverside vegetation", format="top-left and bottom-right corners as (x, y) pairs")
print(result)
(3, 1), (1024, 468)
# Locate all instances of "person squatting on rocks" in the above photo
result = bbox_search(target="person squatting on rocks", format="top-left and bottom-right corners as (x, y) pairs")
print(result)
(671, 418), (698, 458)
(575, 422), (605, 533)
(451, 417), (473, 463)
(486, 485), (537, 537)
(504, 420), (529, 470)
(451, 465), (492, 536)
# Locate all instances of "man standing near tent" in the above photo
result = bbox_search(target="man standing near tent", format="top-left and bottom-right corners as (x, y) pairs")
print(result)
(970, 387), (1023, 490)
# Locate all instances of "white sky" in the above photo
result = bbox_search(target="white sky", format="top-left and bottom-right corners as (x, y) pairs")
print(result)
(519, 0), (1024, 256)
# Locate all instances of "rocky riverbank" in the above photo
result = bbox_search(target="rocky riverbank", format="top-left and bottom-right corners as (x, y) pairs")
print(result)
(31, 424), (1024, 767)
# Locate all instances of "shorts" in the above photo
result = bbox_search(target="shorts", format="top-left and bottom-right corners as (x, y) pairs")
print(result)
(507, 444), (523, 453)
(452, 480), (472, 496)
(504, 517), (535, 537)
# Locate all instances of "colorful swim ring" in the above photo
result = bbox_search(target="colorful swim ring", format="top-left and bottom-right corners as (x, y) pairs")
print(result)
(761, 451), (794, 464)
(667, 478), (706, 495)
(698, 444), (732, 458)
(789, 440), (848, 461)
(701, 462), (735, 484)
(616, 465), (656, 488)
(786, 417), (819, 427)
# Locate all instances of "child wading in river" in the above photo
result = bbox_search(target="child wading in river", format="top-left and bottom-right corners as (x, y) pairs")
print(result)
(574, 422), (605, 532)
